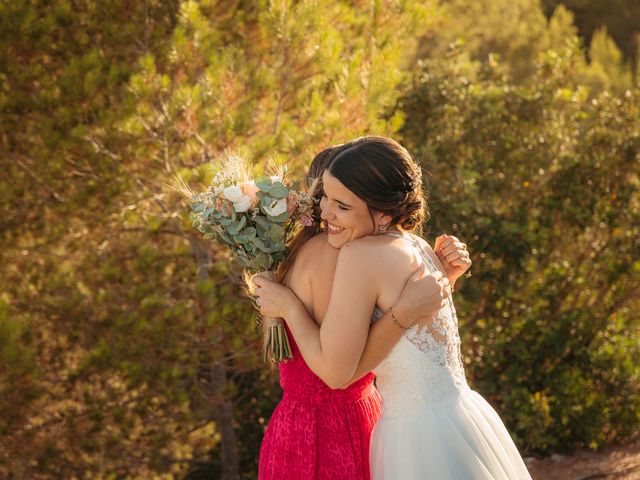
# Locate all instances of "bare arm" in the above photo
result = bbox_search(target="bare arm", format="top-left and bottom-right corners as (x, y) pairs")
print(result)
(282, 243), (379, 388)
(254, 248), (449, 388)
(283, 288), (426, 388)
(341, 264), (450, 387)
(342, 305), (409, 386)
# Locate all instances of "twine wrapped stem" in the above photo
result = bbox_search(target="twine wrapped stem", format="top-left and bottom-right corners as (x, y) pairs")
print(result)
(251, 271), (293, 363)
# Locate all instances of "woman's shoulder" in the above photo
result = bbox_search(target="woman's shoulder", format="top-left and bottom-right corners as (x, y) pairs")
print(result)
(295, 232), (337, 266)
(340, 232), (416, 267)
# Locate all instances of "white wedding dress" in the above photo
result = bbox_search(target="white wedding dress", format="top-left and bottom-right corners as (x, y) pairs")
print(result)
(370, 233), (532, 479)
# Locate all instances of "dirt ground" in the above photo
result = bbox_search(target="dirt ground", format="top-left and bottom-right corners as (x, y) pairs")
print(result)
(525, 440), (640, 480)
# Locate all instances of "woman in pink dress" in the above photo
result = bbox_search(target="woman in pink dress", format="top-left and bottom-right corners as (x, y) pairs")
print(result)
(257, 139), (468, 479)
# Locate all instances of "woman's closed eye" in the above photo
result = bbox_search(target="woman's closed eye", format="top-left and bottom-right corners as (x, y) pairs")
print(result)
(322, 192), (350, 211)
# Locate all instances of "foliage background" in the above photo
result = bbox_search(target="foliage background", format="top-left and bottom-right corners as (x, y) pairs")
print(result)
(1, 1), (638, 478)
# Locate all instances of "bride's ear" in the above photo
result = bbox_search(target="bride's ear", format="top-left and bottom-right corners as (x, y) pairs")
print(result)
(374, 211), (393, 230)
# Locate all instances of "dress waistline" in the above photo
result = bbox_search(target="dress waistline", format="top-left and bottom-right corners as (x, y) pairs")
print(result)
(380, 385), (473, 418)
(282, 381), (377, 405)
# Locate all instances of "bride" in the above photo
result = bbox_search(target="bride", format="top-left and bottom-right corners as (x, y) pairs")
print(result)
(253, 136), (532, 479)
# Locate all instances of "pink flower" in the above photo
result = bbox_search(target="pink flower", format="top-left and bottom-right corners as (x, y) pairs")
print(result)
(286, 192), (300, 216)
(300, 215), (313, 227)
(241, 181), (259, 208)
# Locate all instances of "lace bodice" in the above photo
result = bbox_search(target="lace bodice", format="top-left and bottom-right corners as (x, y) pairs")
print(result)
(372, 233), (469, 417)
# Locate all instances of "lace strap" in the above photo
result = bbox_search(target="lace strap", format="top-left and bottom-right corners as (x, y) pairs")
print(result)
(395, 233), (439, 273)
(396, 233), (461, 327)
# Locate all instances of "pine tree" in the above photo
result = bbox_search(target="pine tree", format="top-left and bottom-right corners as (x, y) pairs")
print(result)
(1, 1), (442, 477)
(583, 26), (634, 93)
(398, 41), (640, 454)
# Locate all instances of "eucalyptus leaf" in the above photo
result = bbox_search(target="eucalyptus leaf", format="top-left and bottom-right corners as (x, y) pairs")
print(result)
(236, 255), (253, 269)
(236, 227), (257, 243)
(253, 251), (270, 270)
(253, 216), (271, 231)
(219, 231), (233, 244)
(253, 236), (268, 252)
(259, 195), (275, 208)
(256, 178), (272, 192)
(268, 224), (285, 242)
(268, 212), (288, 223)
(269, 183), (289, 199)
(226, 215), (247, 235)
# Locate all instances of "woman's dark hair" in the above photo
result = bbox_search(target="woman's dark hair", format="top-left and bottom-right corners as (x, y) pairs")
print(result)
(275, 141), (358, 283)
(265, 137), (426, 363)
(329, 135), (427, 233)
(264, 143), (355, 362)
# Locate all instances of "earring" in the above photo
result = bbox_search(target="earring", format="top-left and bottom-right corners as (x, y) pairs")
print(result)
(378, 224), (388, 234)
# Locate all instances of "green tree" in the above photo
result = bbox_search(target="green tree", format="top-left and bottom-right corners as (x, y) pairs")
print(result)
(1, 0), (180, 476)
(424, 0), (636, 93)
(583, 26), (635, 94)
(398, 43), (640, 452)
(542, 0), (640, 70)
(420, 0), (552, 83)
(1, 1), (442, 478)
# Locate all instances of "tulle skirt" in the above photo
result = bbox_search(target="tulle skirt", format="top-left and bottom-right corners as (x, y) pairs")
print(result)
(370, 389), (532, 480)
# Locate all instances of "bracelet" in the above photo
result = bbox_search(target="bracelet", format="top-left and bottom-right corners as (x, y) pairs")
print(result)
(388, 306), (410, 331)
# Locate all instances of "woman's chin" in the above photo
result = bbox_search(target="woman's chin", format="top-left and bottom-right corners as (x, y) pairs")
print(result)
(326, 233), (347, 249)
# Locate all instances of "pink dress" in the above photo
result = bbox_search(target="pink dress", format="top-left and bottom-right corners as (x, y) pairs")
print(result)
(259, 327), (382, 479)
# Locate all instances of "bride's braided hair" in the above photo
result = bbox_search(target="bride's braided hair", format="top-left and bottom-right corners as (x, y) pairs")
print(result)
(279, 136), (427, 284)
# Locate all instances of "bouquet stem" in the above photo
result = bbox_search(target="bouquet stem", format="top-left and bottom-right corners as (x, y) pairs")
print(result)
(249, 270), (293, 364)
(263, 316), (293, 363)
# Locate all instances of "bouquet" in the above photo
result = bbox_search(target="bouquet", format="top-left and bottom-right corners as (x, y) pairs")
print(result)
(172, 154), (314, 363)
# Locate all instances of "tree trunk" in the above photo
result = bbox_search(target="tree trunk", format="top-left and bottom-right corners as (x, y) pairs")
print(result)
(190, 236), (240, 480)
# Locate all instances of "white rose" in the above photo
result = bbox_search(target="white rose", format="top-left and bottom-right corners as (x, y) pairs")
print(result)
(263, 198), (288, 217)
(233, 195), (252, 213)
(223, 185), (244, 203)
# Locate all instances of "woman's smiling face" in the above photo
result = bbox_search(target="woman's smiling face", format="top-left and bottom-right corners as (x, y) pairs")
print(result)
(320, 170), (385, 248)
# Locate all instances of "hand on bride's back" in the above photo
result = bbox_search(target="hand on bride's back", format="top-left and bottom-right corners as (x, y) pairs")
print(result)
(395, 265), (450, 324)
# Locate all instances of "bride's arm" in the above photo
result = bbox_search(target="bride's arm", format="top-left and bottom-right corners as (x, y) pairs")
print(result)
(284, 264), (446, 389)
(280, 278), (418, 389)
(254, 243), (448, 388)
(279, 242), (380, 388)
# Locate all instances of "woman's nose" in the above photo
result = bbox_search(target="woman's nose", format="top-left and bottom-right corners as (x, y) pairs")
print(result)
(320, 203), (333, 221)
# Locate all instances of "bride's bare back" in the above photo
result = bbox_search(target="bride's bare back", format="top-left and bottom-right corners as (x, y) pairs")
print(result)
(283, 231), (426, 327)
(282, 232), (338, 327)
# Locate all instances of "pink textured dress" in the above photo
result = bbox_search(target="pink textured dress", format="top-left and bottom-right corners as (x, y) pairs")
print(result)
(258, 327), (382, 479)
